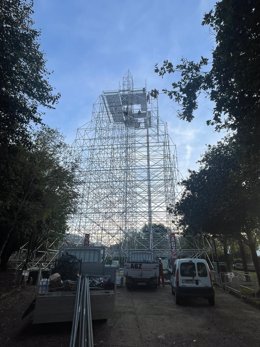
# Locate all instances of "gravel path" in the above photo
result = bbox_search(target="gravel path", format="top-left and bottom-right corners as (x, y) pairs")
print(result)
(0, 278), (260, 347)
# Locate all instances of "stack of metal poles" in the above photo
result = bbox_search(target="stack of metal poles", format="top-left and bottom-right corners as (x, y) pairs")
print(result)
(70, 276), (94, 347)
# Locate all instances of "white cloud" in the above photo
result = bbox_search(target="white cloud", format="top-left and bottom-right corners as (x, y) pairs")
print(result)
(171, 125), (201, 144)
(184, 144), (192, 164)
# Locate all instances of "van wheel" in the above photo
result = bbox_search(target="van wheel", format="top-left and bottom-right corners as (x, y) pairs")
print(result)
(208, 296), (215, 306)
(175, 294), (181, 305)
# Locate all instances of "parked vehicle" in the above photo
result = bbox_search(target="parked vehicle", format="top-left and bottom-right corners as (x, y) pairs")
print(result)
(31, 247), (116, 324)
(233, 262), (255, 271)
(170, 258), (215, 305)
(124, 250), (159, 289)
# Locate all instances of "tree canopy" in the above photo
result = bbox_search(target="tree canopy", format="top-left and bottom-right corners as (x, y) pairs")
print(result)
(0, 0), (60, 146)
(0, 1), (76, 269)
(174, 138), (260, 284)
(154, 1), (260, 138)
(0, 127), (78, 269)
(175, 138), (242, 236)
(154, 0), (260, 284)
(153, 1), (260, 190)
(157, 0), (260, 241)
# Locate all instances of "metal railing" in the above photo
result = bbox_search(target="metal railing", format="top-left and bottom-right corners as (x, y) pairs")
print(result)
(212, 270), (259, 299)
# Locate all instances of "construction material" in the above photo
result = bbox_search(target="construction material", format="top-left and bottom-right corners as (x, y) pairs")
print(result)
(70, 276), (94, 347)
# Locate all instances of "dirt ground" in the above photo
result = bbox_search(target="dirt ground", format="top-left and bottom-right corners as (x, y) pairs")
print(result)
(0, 270), (70, 347)
(0, 271), (260, 347)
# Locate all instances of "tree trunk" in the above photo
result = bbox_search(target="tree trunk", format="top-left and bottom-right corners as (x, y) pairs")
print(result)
(0, 176), (35, 258)
(0, 247), (13, 271)
(238, 236), (250, 281)
(212, 238), (220, 273)
(223, 237), (231, 272)
(246, 231), (260, 288)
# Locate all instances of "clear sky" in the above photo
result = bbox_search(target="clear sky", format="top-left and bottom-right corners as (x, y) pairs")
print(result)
(33, 0), (224, 178)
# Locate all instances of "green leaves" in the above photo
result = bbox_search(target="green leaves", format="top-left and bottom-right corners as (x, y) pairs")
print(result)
(154, 1), (260, 137)
(154, 57), (209, 122)
(156, 0), (260, 284)
(175, 138), (243, 236)
(0, 0), (60, 146)
(154, 60), (174, 76)
(0, 127), (78, 268)
(155, 0), (260, 239)
(0, 2), (72, 268)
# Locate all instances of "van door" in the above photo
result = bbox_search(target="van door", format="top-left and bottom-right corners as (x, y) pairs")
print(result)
(179, 261), (197, 287)
(171, 263), (177, 288)
(196, 261), (211, 287)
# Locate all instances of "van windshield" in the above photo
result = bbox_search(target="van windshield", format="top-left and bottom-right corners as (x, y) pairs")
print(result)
(180, 262), (195, 277)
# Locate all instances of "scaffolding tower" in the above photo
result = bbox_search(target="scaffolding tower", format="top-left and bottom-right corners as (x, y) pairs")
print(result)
(70, 73), (178, 257)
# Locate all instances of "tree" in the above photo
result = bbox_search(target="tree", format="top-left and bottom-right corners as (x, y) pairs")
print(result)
(174, 139), (260, 286)
(154, 0), (260, 286)
(154, 1), (260, 136)
(153, 1), (260, 211)
(0, 1), (63, 269)
(0, 0), (60, 146)
(0, 127), (78, 269)
(141, 223), (170, 252)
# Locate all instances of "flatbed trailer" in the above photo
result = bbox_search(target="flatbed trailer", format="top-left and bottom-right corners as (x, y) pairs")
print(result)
(33, 289), (115, 324)
(32, 247), (116, 324)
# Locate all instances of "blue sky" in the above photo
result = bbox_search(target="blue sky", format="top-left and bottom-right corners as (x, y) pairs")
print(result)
(33, 0), (223, 178)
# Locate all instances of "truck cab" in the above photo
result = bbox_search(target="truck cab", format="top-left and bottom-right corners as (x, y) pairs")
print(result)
(124, 250), (159, 289)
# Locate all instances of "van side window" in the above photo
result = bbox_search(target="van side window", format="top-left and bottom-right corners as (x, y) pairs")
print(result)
(197, 262), (207, 277)
(180, 262), (195, 277)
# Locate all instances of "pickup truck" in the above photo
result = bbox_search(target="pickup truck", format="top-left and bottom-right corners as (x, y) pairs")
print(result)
(124, 250), (159, 289)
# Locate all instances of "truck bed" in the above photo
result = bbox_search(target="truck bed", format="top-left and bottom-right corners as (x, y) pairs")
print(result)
(33, 289), (115, 324)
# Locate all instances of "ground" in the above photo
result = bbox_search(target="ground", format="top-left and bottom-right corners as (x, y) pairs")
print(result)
(0, 271), (260, 346)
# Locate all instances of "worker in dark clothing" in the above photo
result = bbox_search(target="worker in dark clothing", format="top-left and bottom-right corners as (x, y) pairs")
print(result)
(158, 258), (165, 287)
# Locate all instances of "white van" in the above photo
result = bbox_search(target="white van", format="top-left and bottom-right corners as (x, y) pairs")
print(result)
(170, 258), (215, 306)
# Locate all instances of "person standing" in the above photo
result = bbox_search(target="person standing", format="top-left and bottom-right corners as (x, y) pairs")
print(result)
(158, 258), (165, 287)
